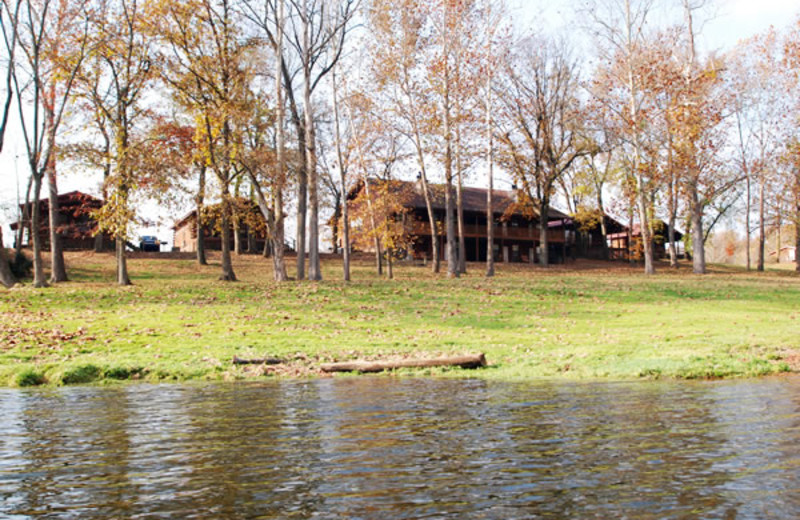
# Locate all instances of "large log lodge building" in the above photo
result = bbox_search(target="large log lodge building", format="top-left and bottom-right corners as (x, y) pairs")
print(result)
(347, 179), (642, 264)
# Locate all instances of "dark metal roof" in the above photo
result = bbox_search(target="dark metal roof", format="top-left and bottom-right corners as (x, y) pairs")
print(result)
(353, 179), (572, 221)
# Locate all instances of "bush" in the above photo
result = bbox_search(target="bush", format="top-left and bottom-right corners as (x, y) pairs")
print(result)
(61, 364), (102, 385)
(16, 368), (46, 387)
(104, 366), (146, 380)
(9, 250), (32, 279)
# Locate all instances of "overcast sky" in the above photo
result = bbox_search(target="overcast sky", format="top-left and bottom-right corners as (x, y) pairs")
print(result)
(1, 0), (798, 243)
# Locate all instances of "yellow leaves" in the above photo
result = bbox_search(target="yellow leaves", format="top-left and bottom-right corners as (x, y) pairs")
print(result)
(93, 189), (136, 240)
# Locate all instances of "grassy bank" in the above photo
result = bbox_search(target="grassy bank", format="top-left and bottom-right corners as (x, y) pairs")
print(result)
(1, 251), (798, 387)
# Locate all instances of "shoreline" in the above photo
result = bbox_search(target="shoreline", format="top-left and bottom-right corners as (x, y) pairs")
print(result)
(2, 252), (798, 388)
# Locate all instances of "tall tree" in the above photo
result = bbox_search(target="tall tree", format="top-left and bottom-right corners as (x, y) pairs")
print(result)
(585, 0), (658, 274)
(156, 0), (253, 281)
(285, 0), (358, 281)
(497, 36), (586, 267)
(238, 87), (292, 282)
(237, 0), (289, 280)
(9, 0), (89, 287)
(478, 0), (509, 277)
(430, 0), (459, 277)
(785, 18), (800, 271)
(366, 0), (441, 272)
(0, 0), (20, 287)
(671, 0), (728, 274)
(82, 0), (154, 286)
(239, 0), (357, 281)
(330, 60), (351, 280)
(727, 28), (787, 272)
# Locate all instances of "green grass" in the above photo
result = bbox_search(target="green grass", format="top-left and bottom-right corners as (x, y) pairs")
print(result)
(1, 251), (798, 386)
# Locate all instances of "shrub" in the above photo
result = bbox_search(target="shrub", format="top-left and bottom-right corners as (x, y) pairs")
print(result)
(104, 366), (146, 380)
(61, 364), (102, 385)
(9, 251), (32, 279)
(16, 369), (46, 387)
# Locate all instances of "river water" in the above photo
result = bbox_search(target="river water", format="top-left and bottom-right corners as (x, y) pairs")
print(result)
(0, 377), (798, 519)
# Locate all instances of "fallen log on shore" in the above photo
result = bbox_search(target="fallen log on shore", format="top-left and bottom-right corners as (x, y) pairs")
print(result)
(320, 353), (487, 373)
(232, 356), (284, 365)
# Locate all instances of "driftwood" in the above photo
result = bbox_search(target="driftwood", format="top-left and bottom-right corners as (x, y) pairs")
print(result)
(232, 356), (284, 365)
(320, 353), (487, 373)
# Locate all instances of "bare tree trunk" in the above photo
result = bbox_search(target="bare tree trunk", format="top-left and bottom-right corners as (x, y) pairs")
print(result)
(758, 175), (765, 272)
(538, 199), (549, 267)
(597, 191), (609, 261)
(31, 173), (47, 288)
(115, 236), (131, 286)
(627, 201), (634, 263)
(442, 10), (458, 279)
(746, 171), (752, 271)
(375, 245), (383, 275)
(233, 179), (243, 255)
(387, 247), (393, 279)
(362, 176), (382, 276)
(233, 215), (243, 255)
(485, 71), (495, 277)
(486, 175), (495, 276)
(247, 228), (257, 253)
(0, 227), (16, 288)
(455, 169), (466, 273)
(636, 179), (654, 274)
(689, 181), (705, 274)
(295, 127), (307, 280)
(455, 130), (466, 274)
(272, 188), (288, 280)
(330, 199), (341, 253)
(414, 154), (439, 272)
(220, 193), (236, 281)
(683, 0), (702, 275)
(95, 135), (111, 253)
(196, 165), (207, 265)
(445, 180), (458, 277)
(340, 184), (350, 280)
(624, 0), (653, 275)
(272, 0), (288, 282)
(304, 39), (321, 281)
(331, 66), (350, 281)
(47, 164), (67, 283)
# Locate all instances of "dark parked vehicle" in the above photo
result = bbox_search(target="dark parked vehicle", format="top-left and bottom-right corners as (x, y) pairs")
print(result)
(139, 236), (161, 252)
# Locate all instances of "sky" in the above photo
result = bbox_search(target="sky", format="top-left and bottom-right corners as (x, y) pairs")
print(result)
(1, 0), (798, 247)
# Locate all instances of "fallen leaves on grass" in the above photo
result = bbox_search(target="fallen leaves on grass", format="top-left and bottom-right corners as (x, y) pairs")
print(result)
(1, 324), (96, 351)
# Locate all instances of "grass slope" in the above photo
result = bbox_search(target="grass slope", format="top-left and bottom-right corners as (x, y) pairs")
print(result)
(1, 251), (798, 386)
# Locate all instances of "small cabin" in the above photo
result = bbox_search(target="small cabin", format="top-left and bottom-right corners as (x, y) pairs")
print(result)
(172, 199), (269, 253)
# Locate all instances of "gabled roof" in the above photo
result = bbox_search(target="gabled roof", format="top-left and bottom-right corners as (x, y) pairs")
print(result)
(10, 191), (102, 232)
(173, 210), (197, 231)
(350, 178), (571, 221)
(15, 190), (101, 209)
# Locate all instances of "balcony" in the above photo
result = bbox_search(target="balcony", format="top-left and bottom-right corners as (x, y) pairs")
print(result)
(410, 221), (565, 243)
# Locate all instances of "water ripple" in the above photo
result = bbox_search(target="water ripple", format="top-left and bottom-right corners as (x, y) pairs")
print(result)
(0, 377), (798, 519)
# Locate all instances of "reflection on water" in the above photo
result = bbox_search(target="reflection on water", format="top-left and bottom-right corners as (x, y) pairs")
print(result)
(0, 377), (798, 519)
